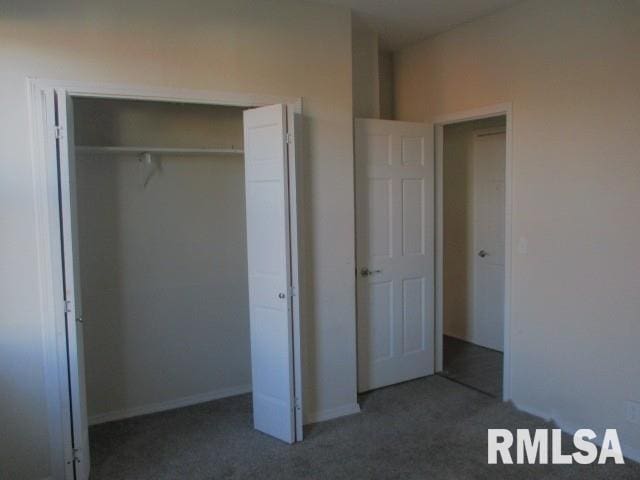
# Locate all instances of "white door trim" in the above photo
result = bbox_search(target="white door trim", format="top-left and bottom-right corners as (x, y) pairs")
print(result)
(433, 103), (513, 401)
(27, 78), (303, 479)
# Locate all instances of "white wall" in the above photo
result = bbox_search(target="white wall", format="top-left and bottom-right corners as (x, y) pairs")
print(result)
(0, 1), (357, 477)
(395, 0), (640, 458)
(443, 117), (505, 345)
(74, 99), (251, 422)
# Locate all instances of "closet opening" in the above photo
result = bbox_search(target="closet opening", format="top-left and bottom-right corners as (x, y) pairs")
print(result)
(74, 98), (252, 428)
(31, 80), (303, 479)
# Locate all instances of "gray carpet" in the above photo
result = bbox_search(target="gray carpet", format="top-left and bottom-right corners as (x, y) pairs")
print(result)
(90, 376), (639, 479)
(442, 335), (503, 397)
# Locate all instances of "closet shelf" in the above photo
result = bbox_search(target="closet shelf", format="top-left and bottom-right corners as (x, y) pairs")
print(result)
(75, 146), (244, 156)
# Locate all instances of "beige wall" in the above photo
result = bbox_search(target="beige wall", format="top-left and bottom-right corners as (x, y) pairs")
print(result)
(378, 51), (394, 120)
(395, 0), (640, 457)
(443, 117), (505, 343)
(0, 1), (356, 477)
(352, 18), (380, 119)
(74, 99), (252, 421)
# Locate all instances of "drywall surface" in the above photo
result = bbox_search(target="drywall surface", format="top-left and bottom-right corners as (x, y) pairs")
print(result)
(395, 0), (640, 458)
(352, 17), (380, 118)
(0, 1), (356, 477)
(378, 51), (394, 120)
(443, 117), (505, 347)
(74, 99), (251, 421)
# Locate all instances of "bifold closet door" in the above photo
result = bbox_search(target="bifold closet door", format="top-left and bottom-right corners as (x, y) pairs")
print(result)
(55, 90), (91, 480)
(243, 104), (296, 443)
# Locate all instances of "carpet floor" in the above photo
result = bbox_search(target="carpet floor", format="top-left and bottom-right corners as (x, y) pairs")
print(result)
(90, 376), (639, 479)
(442, 335), (503, 397)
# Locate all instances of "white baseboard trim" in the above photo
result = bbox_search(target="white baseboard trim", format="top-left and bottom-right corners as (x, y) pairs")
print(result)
(304, 402), (361, 424)
(512, 400), (640, 464)
(89, 384), (252, 426)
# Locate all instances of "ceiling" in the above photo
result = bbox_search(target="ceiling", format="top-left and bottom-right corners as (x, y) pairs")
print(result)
(317, 0), (521, 50)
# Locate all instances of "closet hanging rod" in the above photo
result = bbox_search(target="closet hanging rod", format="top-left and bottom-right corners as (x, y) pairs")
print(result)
(75, 146), (244, 155)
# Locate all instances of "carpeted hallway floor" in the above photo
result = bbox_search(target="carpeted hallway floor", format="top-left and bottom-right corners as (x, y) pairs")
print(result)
(90, 376), (639, 479)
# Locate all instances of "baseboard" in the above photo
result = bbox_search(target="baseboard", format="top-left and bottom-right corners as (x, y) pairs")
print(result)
(512, 400), (640, 464)
(89, 384), (252, 425)
(304, 402), (360, 424)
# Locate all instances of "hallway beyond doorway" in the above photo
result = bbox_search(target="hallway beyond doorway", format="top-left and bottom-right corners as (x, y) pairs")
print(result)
(441, 335), (503, 397)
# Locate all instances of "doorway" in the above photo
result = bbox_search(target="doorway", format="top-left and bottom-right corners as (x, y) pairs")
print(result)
(436, 112), (509, 398)
(354, 105), (511, 401)
(29, 80), (303, 480)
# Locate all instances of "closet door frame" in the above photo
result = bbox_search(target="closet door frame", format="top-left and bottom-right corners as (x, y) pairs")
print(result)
(27, 78), (304, 480)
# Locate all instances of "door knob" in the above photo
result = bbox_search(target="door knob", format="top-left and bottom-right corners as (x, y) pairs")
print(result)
(478, 250), (488, 258)
(360, 267), (382, 277)
(278, 292), (286, 299)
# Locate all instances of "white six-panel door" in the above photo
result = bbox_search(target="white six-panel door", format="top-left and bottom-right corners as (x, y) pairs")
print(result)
(471, 129), (506, 352)
(355, 119), (435, 392)
(243, 104), (296, 443)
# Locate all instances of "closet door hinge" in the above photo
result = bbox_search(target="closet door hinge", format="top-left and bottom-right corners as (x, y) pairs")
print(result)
(54, 125), (65, 140)
(64, 299), (72, 314)
(66, 448), (81, 465)
(286, 132), (293, 145)
(288, 286), (296, 297)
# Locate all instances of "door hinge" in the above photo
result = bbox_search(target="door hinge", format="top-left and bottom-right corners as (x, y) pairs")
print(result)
(54, 125), (64, 140)
(64, 299), (72, 314)
(295, 396), (302, 411)
(66, 448), (81, 465)
(286, 133), (293, 145)
(288, 285), (296, 297)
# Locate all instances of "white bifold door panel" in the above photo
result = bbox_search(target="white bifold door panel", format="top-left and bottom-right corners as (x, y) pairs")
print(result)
(55, 90), (91, 480)
(243, 104), (298, 443)
(471, 130), (506, 352)
(355, 119), (435, 392)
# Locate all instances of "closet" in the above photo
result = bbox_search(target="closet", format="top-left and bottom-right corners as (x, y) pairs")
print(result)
(74, 98), (252, 427)
(65, 95), (302, 462)
(30, 83), (303, 479)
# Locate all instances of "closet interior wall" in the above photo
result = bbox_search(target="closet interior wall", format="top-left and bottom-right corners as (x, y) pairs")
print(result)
(73, 98), (250, 423)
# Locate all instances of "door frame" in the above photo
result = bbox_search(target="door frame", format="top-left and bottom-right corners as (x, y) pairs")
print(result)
(433, 103), (513, 401)
(27, 78), (304, 479)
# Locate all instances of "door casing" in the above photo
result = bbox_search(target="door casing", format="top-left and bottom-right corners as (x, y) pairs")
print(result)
(27, 78), (304, 479)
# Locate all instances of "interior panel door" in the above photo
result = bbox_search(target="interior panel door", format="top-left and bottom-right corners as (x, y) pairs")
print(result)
(243, 104), (296, 443)
(471, 130), (506, 352)
(355, 119), (435, 392)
